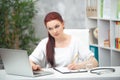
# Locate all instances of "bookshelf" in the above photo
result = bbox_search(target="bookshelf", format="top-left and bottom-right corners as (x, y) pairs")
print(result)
(86, 0), (120, 67)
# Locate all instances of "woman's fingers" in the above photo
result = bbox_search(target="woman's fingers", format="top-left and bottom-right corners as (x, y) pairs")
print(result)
(67, 63), (80, 70)
(67, 63), (76, 70)
(32, 65), (41, 71)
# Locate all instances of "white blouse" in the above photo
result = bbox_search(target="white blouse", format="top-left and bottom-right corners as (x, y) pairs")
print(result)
(29, 36), (94, 68)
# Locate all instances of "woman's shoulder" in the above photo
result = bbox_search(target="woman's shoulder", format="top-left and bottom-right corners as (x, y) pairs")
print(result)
(41, 37), (48, 42)
(38, 37), (48, 45)
(69, 36), (80, 46)
(71, 36), (80, 42)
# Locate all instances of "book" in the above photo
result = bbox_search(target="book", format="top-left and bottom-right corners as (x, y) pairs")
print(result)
(115, 21), (120, 38)
(86, 0), (97, 17)
(53, 67), (87, 74)
(86, 0), (92, 17)
(89, 45), (99, 61)
(100, 0), (104, 17)
(115, 38), (120, 49)
(117, 0), (120, 19)
(115, 21), (120, 49)
(103, 0), (111, 18)
(104, 29), (110, 47)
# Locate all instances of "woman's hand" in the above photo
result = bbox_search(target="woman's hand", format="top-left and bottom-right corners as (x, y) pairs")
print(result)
(32, 64), (41, 71)
(30, 60), (41, 71)
(67, 63), (80, 70)
(67, 56), (98, 70)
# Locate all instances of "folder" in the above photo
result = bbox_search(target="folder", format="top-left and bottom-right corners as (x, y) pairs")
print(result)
(53, 67), (87, 74)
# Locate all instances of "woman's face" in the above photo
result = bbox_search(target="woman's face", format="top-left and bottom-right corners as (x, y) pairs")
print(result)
(46, 19), (64, 39)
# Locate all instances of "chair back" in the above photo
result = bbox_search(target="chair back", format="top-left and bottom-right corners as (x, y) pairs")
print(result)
(64, 29), (89, 49)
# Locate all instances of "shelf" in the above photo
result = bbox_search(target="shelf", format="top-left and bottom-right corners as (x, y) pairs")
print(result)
(87, 17), (98, 20)
(112, 48), (120, 52)
(111, 50), (120, 66)
(110, 18), (120, 21)
(99, 46), (111, 50)
(86, 0), (120, 67)
(98, 20), (110, 47)
(89, 44), (98, 47)
(99, 48), (111, 66)
(98, 18), (111, 21)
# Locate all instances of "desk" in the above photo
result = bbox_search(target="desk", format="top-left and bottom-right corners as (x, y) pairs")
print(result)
(0, 66), (120, 80)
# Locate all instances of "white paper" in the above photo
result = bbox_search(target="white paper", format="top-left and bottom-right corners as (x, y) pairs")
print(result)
(54, 67), (87, 73)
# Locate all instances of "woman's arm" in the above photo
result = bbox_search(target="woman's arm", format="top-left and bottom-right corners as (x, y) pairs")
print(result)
(29, 38), (48, 69)
(67, 38), (98, 70)
(67, 56), (98, 70)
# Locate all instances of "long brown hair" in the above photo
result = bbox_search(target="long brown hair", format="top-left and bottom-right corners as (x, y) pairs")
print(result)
(44, 12), (63, 67)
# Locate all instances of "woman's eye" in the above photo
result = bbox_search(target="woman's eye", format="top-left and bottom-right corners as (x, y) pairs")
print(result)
(47, 25), (60, 31)
(48, 28), (52, 30)
(55, 25), (60, 28)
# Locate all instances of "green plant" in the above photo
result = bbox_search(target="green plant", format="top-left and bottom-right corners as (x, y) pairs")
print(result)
(0, 0), (39, 55)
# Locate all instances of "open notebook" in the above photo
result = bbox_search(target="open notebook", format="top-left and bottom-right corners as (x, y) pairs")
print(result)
(53, 67), (87, 74)
(0, 48), (53, 77)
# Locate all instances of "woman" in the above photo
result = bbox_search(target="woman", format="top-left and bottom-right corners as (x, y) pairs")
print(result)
(29, 12), (98, 71)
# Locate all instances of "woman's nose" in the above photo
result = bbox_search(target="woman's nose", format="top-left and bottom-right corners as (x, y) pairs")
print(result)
(53, 28), (57, 33)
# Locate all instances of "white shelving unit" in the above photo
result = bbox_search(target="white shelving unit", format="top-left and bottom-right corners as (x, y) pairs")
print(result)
(86, 0), (120, 67)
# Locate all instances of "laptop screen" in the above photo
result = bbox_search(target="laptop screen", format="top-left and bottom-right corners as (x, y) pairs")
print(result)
(0, 48), (53, 77)
(0, 48), (34, 77)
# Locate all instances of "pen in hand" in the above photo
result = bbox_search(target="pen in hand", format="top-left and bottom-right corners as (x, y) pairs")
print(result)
(68, 53), (79, 70)
(71, 53), (79, 63)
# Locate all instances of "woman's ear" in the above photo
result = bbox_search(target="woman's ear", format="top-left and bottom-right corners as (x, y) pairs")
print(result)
(62, 22), (65, 29)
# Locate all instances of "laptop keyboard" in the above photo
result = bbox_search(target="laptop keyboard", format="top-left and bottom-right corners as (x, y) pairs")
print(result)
(33, 70), (54, 76)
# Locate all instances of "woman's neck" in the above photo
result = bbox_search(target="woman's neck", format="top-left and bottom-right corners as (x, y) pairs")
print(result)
(55, 33), (68, 42)
(55, 33), (71, 48)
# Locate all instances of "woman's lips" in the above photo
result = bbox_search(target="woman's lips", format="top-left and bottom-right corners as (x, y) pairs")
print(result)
(54, 33), (59, 36)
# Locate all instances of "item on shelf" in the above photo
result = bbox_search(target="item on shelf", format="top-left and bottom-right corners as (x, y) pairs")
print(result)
(89, 27), (98, 44)
(115, 21), (120, 49)
(102, 0), (111, 19)
(117, 0), (120, 19)
(86, 0), (97, 17)
(86, 7), (92, 17)
(104, 29), (110, 47)
(93, 27), (98, 39)
(100, 0), (104, 17)
(89, 45), (98, 61)
(104, 39), (110, 47)
(115, 38), (120, 49)
(115, 21), (120, 38)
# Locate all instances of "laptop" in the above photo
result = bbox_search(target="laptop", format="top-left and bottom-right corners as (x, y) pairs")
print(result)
(0, 48), (53, 77)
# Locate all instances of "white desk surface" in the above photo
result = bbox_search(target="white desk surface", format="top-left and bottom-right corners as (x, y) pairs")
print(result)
(0, 66), (120, 80)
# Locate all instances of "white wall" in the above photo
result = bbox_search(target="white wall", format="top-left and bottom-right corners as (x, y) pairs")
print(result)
(33, 0), (86, 39)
